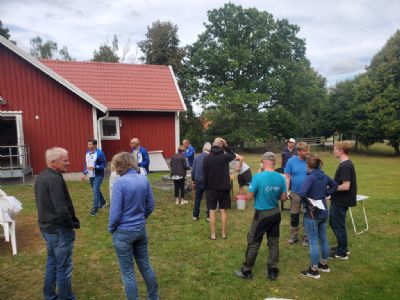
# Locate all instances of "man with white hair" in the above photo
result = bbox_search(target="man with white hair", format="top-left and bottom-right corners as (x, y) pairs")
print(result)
(130, 138), (150, 175)
(34, 147), (80, 300)
(191, 142), (211, 221)
(203, 137), (236, 240)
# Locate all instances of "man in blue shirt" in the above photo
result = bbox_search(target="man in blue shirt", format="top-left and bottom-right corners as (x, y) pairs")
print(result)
(284, 142), (310, 245)
(81, 139), (107, 216)
(183, 139), (195, 168)
(234, 152), (287, 281)
(130, 138), (150, 175)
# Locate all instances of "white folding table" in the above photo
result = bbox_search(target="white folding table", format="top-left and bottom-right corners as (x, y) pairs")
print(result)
(349, 195), (369, 235)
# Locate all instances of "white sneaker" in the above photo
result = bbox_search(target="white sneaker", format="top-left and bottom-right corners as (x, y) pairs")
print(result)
(181, 200), (188, 204)
(176, 199), (180, 205)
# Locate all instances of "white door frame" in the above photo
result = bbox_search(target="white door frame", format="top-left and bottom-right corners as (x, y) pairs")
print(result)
(0, 111), (25, 165)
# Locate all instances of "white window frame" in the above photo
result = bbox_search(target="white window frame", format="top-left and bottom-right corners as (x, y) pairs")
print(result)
(100, 117), (120, 140)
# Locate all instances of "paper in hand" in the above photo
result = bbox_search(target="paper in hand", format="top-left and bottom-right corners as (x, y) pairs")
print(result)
(308, 198), (326, 210)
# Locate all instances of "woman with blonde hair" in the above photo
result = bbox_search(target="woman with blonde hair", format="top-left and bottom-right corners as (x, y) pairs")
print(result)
(108, 152), (159, 300)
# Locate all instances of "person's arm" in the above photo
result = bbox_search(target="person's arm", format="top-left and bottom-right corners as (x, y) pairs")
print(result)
(337, 181), (350, 191)
(191, 158), (197, 181)
(280, 176), (288, 201)
(247, 191), (254, 201)
(326, 176), (338, 196)
(284, 160), (292, 195)
(247, 177), (257, 202)
(108, 182), (123, 233)
(203, 158), (209, 191)
(185, 146), (195, 158)
(224, 146), (236, 161)
(298, 175), (312, 199)
(235, 154), (244, 171)
(95, 150), (107, 171)
(139, 148), (150, 168)
(183, 156), (191, 170)
(145, 180), (155, 219)
(47, 177), (73, 227)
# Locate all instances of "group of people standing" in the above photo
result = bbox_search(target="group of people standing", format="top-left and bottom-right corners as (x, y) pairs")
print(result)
(34, 138), (158, 300)
(32, 136), (357, 300)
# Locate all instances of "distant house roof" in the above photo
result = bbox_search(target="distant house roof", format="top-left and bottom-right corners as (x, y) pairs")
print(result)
(40, 60), (186, 112)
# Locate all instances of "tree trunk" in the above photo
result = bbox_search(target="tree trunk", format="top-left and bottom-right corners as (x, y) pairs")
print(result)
(394, 144), (400, 156)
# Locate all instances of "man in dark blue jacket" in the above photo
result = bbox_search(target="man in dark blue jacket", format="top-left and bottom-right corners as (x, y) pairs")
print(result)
(191, 142), (211, 221)
(81, 139), (107, 216)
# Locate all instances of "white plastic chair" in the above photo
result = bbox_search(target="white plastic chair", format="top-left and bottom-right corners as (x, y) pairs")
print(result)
(0, 206), (17, 255)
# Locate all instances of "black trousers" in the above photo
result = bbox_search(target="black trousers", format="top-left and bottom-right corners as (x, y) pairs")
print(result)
(173, 178), (185, 198)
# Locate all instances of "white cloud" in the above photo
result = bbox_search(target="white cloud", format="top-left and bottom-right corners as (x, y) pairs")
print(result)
(1, 0), (399, 85)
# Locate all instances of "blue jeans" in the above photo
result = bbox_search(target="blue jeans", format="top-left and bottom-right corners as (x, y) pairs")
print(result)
(90, 176), (105, 209)
(329, 203), (349, 255)
(112, 226), (159, 300)
(41, 229), (76, 300)
(304, 217), (329, 268)
(192, 181), (209, 218)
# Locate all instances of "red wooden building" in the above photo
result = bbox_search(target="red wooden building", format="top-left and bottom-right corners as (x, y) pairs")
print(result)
(0, 36), (186, 175)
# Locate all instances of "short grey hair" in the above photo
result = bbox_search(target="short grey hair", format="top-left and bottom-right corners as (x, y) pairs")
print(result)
(45, 147), (68, 162)
(203, 142), (211, 152)
(111, 152), (139, 175)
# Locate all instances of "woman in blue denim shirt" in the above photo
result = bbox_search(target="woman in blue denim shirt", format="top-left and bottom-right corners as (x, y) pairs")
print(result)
(109, 152), (159, 300)
(299, 154), (337, 279)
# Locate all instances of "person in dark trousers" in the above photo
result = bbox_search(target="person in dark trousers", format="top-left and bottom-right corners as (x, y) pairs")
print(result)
(281, 138), (298, 169)
(170, 146), (191, 205)
(284, 142), (310, 246)
(234, 152), (287, 281)
(109, 152), (158, 300)
(299, 154), (338, 279)
(329, 141), (357, 260)
(191, 142), (211, 221)
(81, 139), (107, 216)
(203, 137), (236, 240)
(34, 147), (80, 300)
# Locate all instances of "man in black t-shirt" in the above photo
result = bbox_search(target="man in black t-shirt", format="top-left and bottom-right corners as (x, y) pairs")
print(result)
(329, 141), (357, 260)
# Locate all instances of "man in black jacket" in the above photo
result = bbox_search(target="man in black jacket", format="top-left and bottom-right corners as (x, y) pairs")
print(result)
(34, 147), (80, 300)
(203, 137), (236, 240)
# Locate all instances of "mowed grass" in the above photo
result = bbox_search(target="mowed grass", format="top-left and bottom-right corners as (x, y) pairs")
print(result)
(0, 152), (399, 300)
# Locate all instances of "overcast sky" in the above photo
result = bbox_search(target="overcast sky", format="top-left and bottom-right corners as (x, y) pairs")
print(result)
(1, 0), (400, 85)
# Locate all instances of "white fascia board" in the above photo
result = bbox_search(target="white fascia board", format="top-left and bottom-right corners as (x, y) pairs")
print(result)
(168, 65), (187, 111)
(0, 36), (107, 113)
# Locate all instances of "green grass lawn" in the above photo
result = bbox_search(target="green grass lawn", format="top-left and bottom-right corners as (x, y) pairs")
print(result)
(0, 152), (399, 300)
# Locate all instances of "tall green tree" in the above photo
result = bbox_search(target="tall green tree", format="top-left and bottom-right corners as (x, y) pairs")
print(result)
(30, 36), (58, 59)
(138, 20), (185, 70)
(91, 34), (119, 62)
(188, 3), (326, 145)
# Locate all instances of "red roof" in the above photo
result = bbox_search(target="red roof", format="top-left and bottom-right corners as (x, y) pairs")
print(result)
(40, 60), (185, 111)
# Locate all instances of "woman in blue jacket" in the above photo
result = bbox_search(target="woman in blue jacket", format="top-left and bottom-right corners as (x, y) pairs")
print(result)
(109, 152), (158, 300)
(299, 154), (337, 279)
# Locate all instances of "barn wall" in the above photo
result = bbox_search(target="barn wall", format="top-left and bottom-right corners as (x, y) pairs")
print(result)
(0, 45), (94, 173)
(101, 111), (176, 159)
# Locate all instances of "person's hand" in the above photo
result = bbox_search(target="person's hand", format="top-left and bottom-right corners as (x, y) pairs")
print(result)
(235, 166), (241, 172)
(81, 174), (86, 181)
(287, 191), (291, 200)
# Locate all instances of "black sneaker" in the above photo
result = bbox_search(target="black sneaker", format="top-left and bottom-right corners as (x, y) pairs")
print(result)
(234, 269), (253, 279)
(328, 252), (348, 260)
(301, 267), (320, 279)
(318, 262), (331, 273)
(99, 201), (107, 209)
(89, 208), (98, 216)
(267, 268), (279, 281)
(331, 246), (350, 255)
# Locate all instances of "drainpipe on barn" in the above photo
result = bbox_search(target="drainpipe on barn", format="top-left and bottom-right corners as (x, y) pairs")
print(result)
(97, 111), (109, 149)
